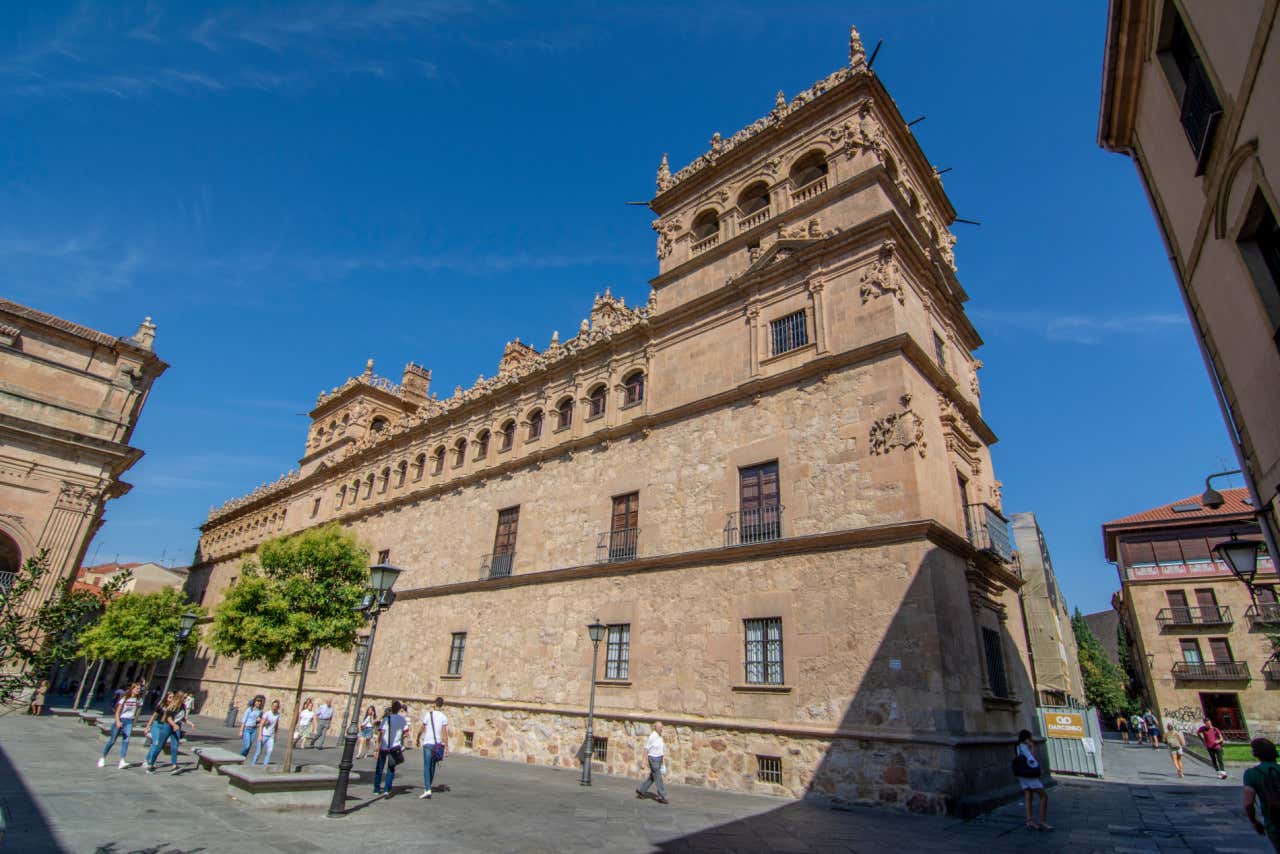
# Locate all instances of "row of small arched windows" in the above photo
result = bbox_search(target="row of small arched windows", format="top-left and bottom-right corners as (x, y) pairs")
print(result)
(206, 508), (288, 550)
(690, 149), (831, 241)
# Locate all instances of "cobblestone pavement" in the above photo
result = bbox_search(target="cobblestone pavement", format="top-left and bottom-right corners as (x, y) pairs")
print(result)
(0, 706), (1271, 853)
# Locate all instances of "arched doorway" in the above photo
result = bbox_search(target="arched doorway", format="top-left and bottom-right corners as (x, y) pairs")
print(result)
(0, 529), (21, 581)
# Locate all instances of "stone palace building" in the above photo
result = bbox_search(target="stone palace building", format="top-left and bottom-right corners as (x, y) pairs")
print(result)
(180, 28), (1033, 814)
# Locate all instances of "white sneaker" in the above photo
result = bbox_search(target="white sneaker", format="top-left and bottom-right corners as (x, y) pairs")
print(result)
(419, 789), (432, 799)
(97, 757), (105, 768)
(117, 759), (128, 769)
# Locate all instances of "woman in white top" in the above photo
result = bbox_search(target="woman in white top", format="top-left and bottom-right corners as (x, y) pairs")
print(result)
(98, 684), (142, 769)
(1016, 729), (1051, 831)
(357, 705), (378, 760)
(293, 698), (316, 748)
(252, 700), (281, 766)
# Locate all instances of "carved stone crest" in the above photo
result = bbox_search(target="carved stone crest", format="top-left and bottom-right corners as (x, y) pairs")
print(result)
(869, 394), (926, 458)
(652, 218), (680, 260)
(860, 239), (905, 305)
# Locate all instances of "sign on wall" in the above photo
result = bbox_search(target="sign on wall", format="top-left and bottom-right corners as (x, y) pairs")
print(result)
(1043, 711), (1086, 739)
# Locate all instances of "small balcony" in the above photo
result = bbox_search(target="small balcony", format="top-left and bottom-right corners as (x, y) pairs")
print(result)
(597, 528), (640, 564)
(725, 505), (783, 547)
(1263, 659), (1280, 682)
(690, 233), (720, 256)
(738, 206), (771, 231)
(964, 503), (1014, 564)
(1247, 603), (1280, 626)
(1171, 661), (1250, 682)
(790, 175), (828, 204)
(480, 552), (514, 580)
(1156, 606), (1234, 629)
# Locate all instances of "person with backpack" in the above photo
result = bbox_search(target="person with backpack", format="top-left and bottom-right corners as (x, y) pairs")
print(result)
(374, 701), (407, 798)
(1164, 722), (1187, 778)
(1244, 737), (1280, 851)
(1144, 710), (1161, 748)
(1116, 714), (1129, 745)
(1013, 729), (1052, 831)
(1199, 717), (1228, 779)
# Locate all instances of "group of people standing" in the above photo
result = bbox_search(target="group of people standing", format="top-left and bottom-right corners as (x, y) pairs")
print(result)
(96, 682), (194, 771)
(292, 697), (336, 749)
(237, 695), (282, 765)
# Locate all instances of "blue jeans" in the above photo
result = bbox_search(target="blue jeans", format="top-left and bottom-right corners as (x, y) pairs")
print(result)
(374, 748), (396, 794)
(251, 735), (275, 766)
(170, 727), (183, 762)
(101, 719), (134, 759)
(423, 748), (440, 789)
(145, 722), (173, 768)
(240, 726), (258, 756)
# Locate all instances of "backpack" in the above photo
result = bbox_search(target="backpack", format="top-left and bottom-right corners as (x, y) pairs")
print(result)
(1253, 766), (1280, 827)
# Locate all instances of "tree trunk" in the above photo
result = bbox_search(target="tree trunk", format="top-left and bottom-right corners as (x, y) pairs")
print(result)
(84, 659), (105, 710)
(279, 662), (307, 774)
(71, 657), (90, 708)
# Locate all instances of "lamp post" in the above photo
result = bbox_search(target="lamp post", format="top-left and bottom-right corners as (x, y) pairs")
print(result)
(1212, 532), (1264, 604)
(580, 618), (606, 786)
(158, 612), (199, 703)
(224, 658), (246, 728)
(338, 635), (370, 737)
(328, 562), (401, 818)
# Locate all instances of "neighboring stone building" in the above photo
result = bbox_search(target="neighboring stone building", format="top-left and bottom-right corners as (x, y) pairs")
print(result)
(0, 300), (166, 606)
(70, 561), (189, 596)
(1098, 1), (1280, 564)
(180, 27), (1031, 814)
(1083, 608), (1122, 667)
(1010, 513), (1085, 707)
(1106, 488), (1277, 740)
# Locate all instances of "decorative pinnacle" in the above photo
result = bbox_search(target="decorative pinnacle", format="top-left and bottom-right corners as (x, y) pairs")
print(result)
(775, 90), (786, 111)
(656, 153), (672, 192)
(849, 24), (866, 67)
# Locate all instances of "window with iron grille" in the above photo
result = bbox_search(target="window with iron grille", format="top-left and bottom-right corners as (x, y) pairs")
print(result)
(605, 624), (630, 680)
(744, 617), (784, 684)
(1157, 2), (1222, 174)
(756, 755), (782, 784)
(933, 331), (947, 371)
(306, 648), (322, 672)
(769, 310), (808, 356)
(448, 632), (466, 675)
(981, 628), (1008, 698)
(377, 548), (390, 564)
(463, 730), (474, 748)
(592, 736), (609, 761)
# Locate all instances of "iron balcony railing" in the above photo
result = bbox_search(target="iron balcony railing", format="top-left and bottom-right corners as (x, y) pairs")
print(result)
(480, 551), (514, 580)
(725, 505), (783, 547)
(1156, 606), (1233, 628)
(1171, 661), (1250, 681)
(964, 503), (1014, 564)
(1264, 659), (1280, 681)
(0, 571), (16, 593)
(597, 528), (640, 564)
(1247, 604), (1280, 625)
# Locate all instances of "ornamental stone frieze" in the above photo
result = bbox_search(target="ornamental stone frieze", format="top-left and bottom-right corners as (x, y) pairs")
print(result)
(859, 239), (906, 305)
(938, 394), (982, 476)
(54, 482), (101, 514)
(869, 394), (927, 458)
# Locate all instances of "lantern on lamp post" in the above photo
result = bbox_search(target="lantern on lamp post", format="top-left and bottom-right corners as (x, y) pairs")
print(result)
(580, 619), (607, 786)
(158, 611), (200, 704)
(1212, 532), (1264, 603)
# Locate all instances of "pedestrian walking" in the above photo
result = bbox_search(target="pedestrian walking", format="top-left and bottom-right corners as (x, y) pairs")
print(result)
(240, 695), (265, 757)
(1244, 737), (1280, 851)
(1013, 729), (1052, 831)
(373, 700), (408, 797)
(1116, 714), (1129, 744)
(144, 693), (184, 774)
(251, 700), (281, 766)
(293, 698), (315, 748)
(356, 705), (377, 760)
(636, 721), (669, 804)
(29, 680), (48, 716)
(1199, 717), (1229, 779)
(417, 697), (449, 799)
(310, 698), (335, 749)
(1165, 723), (1186, 778)
(1144, 710), (1161, 748)
(98, 684), (141, 769)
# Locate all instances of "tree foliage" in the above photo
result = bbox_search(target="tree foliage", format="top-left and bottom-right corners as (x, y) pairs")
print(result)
(78, 587), (204, 664)
(0, 550), (130, 706)
(1071, 608), (1130, 718)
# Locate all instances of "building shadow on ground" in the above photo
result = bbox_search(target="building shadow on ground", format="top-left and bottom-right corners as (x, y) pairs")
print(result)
(0, 738), (66, 853)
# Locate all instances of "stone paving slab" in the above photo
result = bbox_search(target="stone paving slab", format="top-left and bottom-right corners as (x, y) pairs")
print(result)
(0, 711), (1274, 853)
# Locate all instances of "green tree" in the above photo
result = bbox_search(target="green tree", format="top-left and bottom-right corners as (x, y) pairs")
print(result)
(0, 550), (130, 706)
(1115, 618), (1146, 715)
(78, 588), (204, 686)
(209, 523), (368, 774)
(1071, 608), (1129, 718)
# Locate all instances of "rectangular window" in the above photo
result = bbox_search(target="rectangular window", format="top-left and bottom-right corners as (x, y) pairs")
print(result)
(447, 632), (467, 675)
(377, 548), (391, 564)
(1166, 589), (1190, 622)
(1194, 588), (1218, 610)
(311, 497), (321, 518)
(933, 331), (947, 371)
(756, 755), (783, 784)
(1180, 638), (1203, 664)
(1258, 586), (1278, 606)
(605, 623), (630, 680)
(463, 730), (474, 749)
(489, 506), (519, 577)
(1208, 637), (1234, 663)
(591, 736), (608, 762)
(609, 493), (640, 561)
(744, 617), (784, 685)
(1238, 191), (1280, 354)
(306, 648), (321, 672)
(981, 627), (1009, 698)
(738, 462), (781, 543)
(1157, 2), (1222, 174)
(769, 310), (808, 356)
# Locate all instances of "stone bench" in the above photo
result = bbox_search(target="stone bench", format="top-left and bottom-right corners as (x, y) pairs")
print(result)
(79, 712), (100, 726)
(97, 722), (114, 738)
(222, 764), (340, 810)
(49, 707), (80, 718)
(192, 747), (247, 774)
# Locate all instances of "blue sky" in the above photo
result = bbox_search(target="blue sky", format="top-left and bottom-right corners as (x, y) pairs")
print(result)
(1, 1), (1240, 614)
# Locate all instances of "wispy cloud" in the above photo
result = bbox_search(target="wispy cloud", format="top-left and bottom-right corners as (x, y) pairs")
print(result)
(971, 309), (1188, 345)
(0, 231), (149, 297)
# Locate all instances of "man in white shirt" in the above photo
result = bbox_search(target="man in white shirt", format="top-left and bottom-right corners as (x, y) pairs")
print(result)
(310, 698), (335, 749)
(417, 696), (449, 799)
(636, 720), (668, 804)
(374, 701), (407, 797)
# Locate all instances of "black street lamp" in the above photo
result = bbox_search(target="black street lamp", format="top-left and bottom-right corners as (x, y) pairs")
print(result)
(1212, 532), (1264, 602)
(158, 612), (199, 704)
(328, 562), (401, 818)
(580, 618), (606, 787)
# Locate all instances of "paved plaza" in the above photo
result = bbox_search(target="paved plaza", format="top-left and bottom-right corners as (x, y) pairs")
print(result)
(0, 706), (1272, 853)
